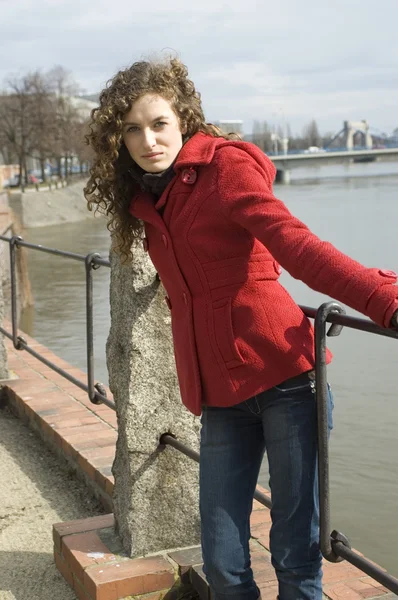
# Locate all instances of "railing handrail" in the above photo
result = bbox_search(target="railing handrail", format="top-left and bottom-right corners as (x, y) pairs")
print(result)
(0, 233), (397, 594)
(0, 234), (114, 409)
(1, 233), (396, 338)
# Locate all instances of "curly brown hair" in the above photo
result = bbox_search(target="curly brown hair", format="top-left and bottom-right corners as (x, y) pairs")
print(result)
(84, 56), (239, 262)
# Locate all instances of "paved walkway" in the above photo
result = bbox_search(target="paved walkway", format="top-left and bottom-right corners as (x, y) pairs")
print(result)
(1, 328), (396, 600)
(0, 405), (104, 600)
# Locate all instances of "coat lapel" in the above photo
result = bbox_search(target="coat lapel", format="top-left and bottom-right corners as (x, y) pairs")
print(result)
(129, 133), (219, 228)
(129, 192), (167, 231)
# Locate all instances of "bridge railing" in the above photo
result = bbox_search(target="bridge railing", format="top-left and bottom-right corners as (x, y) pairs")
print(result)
(267, 141), (398, 157)
(0, 233), (397, 596)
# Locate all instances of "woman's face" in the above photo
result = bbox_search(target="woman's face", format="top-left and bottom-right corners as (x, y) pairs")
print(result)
(122, 94), (185, 173)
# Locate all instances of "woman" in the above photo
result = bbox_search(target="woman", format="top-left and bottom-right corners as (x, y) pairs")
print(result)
(84, 57), (398, 600)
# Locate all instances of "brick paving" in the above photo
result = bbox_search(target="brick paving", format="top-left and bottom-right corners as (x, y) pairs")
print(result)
(3, 325), (116, 511)
(1, 325), (395, 600)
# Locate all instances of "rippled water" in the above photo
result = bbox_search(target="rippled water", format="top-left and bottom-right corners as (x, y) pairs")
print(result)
(20, 160), (398, 575)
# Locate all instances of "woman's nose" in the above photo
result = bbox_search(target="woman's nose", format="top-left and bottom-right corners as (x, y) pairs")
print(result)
(142, 129), (156, 149)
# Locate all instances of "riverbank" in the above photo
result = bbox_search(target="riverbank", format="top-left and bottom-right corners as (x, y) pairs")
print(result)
(7, 179), (94, 228)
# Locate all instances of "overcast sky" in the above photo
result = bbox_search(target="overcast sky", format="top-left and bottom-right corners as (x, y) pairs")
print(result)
(2, 0), (398, 135)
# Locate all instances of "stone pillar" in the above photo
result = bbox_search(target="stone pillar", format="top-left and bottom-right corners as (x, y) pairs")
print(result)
(275, 168), (291, 184)
(107, 245), (201, 558)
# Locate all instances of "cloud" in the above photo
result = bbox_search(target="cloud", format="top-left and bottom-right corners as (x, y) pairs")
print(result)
(1, 0), (398, 132)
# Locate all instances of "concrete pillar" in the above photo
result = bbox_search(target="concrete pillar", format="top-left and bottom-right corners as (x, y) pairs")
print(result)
(107, 244), (201, 558)
(346, 129), (354, 151)
(282, 137), (289, 155)
(275, 168), (291, 184)
(365, 132), (373, 149)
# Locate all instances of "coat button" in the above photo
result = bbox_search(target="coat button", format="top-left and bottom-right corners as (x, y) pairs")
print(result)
(161, 234), (168, 248)
(379, 269), (397, 278)
(275, 263), (282, 275)
(181, 168), (197, 184)
(165, 296), (172, 310)
(142, 238), (149, 252)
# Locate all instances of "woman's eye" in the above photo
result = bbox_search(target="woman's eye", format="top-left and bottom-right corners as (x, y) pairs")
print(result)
(124, 125), (139, 133)
(154, 121), (167, 128)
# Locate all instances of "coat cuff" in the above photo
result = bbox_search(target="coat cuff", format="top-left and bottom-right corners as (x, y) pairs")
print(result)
(383, 298), (398, 328)
(365, 269), (398, 327)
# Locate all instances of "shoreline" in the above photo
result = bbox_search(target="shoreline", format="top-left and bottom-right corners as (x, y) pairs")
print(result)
(7, 180), (94, 229)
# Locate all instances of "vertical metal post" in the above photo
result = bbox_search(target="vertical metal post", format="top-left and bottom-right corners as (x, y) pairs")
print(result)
(9, 236), (22, 349)
(85, 253), (101, 404)
(314, 301), (345, 562)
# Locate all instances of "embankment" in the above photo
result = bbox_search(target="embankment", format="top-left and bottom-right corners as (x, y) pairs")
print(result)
(0, 190), (34, 378)
(8, 179), (94, 228)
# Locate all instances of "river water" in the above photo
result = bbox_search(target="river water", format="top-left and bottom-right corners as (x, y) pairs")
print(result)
(20, 160), (398, 576)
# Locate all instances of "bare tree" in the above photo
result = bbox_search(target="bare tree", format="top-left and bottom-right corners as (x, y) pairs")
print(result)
(261, 121), (272, 153)
(28, 71), (58, 182)
(252, 120), (262, 149)
(0, 124), (17, 164)
(45, 66), (81, 178)
(252, 120), (273, 152)
(303, 119), (321, 148)
(0, 75), (37, 187)
(70, 120), (94, 173)
(0, 66), (91, 185)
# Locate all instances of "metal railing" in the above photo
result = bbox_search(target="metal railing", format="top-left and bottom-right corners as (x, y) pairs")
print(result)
(0, 234), (115, 410)
(161, 303), (398, 595)
(1, 233), (397, 595)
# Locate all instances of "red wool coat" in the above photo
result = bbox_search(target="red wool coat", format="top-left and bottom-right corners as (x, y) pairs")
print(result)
(129, 132), (398, 416)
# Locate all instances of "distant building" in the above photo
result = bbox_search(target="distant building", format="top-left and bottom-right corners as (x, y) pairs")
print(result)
(216, 120), (244, 136)
(69, 95), (98, 120)
(79, 93), (100, 105)
(0, 164), (19, 190)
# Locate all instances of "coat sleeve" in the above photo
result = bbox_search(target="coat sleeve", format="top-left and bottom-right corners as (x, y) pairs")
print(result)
(216, 146), (398, 328)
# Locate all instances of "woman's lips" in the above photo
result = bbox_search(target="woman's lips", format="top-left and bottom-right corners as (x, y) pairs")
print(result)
(143, 153), (163, 159)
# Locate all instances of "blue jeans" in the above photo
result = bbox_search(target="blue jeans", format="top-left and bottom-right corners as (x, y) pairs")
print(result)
(199, 372), (333, 600)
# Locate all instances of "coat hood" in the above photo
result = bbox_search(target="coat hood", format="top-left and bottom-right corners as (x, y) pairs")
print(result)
(175, 132), (277, 188)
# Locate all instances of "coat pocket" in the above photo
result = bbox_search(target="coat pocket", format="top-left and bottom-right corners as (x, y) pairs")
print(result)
(212, 298), (244, 368)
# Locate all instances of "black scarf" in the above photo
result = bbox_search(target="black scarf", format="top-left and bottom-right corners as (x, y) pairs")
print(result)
(128, 161), (177, 199)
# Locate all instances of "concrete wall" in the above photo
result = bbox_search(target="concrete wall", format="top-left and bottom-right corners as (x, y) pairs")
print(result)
(8, 180), (94, 228)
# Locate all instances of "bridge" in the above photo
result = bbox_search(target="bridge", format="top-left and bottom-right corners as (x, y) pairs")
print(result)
(266, 119), (398, 183)
(270, 146), (398, 183)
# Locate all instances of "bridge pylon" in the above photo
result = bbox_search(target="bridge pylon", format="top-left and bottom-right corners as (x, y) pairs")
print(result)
(344, 120), (373, 150)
